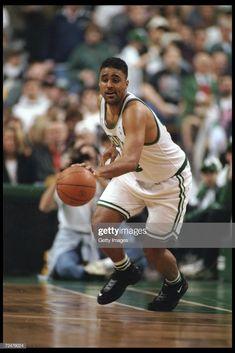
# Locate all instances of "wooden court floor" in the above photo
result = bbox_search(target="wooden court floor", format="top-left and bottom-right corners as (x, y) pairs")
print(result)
(3, 277), (232, 348)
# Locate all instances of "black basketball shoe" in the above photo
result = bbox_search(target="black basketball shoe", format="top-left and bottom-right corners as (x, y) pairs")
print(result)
(148, 273), (188, 311)
(97, 263), (142, 305)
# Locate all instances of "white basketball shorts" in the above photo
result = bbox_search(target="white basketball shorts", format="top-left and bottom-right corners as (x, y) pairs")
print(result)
(97, 160), (192, 239)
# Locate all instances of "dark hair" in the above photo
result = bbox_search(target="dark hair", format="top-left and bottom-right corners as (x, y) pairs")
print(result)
(100, 57), (128, 78)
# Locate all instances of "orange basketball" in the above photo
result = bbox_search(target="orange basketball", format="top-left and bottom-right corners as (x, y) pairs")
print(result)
(56, 165), (96, 206)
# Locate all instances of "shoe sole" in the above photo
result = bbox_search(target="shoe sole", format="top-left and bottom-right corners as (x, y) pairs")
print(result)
(147, 281), (188, 312)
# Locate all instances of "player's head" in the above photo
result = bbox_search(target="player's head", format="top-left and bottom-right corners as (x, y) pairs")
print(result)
(99, 57), (129, 104)
(100, 57), (128, 77)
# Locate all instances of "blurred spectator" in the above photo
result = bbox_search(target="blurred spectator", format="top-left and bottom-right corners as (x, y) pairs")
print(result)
(183, 5), (217, 29)
(3, 45), (27, 106)
(12, 78), (51, 134)
(180, 51), (219, 121)
(105, 5), (151, 51)
(186, 156), (222, 219)
(17, 6), (49, 62)
(64, 109), (83, 149)
(3, 7), (10, 32)
(211, 51), (229, 78)
(3, 125), (37, 184)
(186, 152), (231, 221)
(143, 15), (169, 78)
(119, 28), (148, 96)
(68, 22), (116, 94)
(73, 130), (98, 150)
(43, 80), (70, 110)
(31, 119), (68, 183)
(192, 28), (207, 53)
(176, 24), (195, 64)
(209, 13), (232, 63)
(180, 154), (231, 279)
(216, 74), (232, 139)
(217, 137), (232, 189)
(38, 143), (106, 280)
(3, 46), (26, 81)
(181, 52), (220, 168)
(93, 5), (125, 29)
(74, 87), (100, 140)
(143, 44), (191, 141)
(25, 61), (55, 84)
(181, 88), (226, 180)
(3, 6), (11, 49)
(45, 6), (91, 63)
(44, 5), (92, 89)
(3, 106), (14, 127)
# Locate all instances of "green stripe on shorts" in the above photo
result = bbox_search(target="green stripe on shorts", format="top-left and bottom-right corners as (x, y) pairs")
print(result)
(174, 174), (186, 231)
(97, 200), (130, 220)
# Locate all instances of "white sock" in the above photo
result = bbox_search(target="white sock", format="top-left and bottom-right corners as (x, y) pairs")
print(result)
(165, 271), (182, 285)
(114, 254), (131, 271)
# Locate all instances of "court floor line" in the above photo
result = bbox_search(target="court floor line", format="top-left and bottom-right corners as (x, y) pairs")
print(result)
(4, 282), (232, 313)
(48, 283), (147, 311)
(49, 283), (232, 313)
(3, 313), (101, 321)
(126, 287), (232, 313)
(4, 313), (231, 327)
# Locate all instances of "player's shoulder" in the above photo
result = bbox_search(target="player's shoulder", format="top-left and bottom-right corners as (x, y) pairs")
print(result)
(123, 97), (149, 115)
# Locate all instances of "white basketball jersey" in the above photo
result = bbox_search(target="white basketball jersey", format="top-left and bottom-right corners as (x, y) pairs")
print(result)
(99, 92), (186, 183)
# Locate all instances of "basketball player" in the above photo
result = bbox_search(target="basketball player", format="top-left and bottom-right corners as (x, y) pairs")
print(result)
(78, 57), (192, 311)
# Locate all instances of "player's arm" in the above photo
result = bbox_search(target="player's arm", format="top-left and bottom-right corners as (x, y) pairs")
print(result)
(94, 102), (146, 178)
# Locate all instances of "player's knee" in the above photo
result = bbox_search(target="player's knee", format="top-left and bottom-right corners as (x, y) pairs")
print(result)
(91, 206), (124, 234)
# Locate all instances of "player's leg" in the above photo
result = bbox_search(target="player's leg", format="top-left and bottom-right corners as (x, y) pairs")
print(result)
(144, 248), (179, 280)
(92, 204), (126, 261)
(144, 247), (188, 311)
(144, 164), (192, 311)
(92, 205), (143, 305)
(92, 176), (144, 305)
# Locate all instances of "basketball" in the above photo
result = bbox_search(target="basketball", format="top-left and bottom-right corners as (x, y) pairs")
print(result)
(56, 165), (96, 206)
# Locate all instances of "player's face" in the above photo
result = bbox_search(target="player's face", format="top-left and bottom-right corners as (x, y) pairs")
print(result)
(99, 67), (129, 105)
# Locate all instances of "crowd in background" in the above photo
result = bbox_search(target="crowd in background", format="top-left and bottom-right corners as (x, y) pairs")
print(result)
(3, 5), (232, 280)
